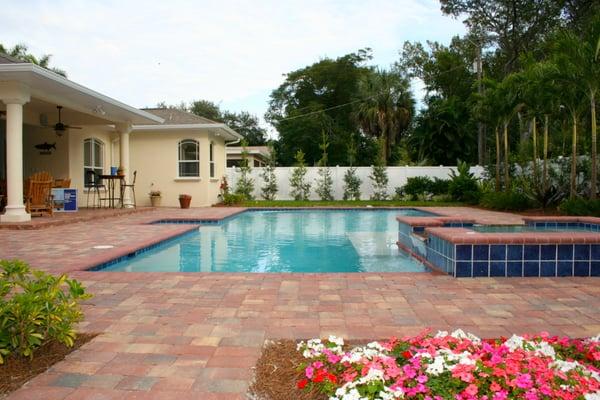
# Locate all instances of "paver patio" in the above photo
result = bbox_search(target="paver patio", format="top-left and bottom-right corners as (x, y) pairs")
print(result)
(1, 207), (598, 400)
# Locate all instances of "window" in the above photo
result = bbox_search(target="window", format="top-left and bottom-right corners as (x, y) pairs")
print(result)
(178, 139), (199, 177)
(84, 138), (104, 185)
(209, 141), (215, 178)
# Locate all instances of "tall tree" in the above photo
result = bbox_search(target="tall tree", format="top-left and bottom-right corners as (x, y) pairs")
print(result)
(0, 43), (66, 77)
(266, 49), (376, 166)
(354, 69), (414, 164)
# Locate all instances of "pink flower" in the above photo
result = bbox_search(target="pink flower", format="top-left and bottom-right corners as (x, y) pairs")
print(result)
(464, 384), (478, 396)
(305, 365), (314, 379)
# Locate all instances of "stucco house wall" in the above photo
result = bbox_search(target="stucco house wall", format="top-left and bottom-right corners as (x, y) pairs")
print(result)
(130, 131), (226, 207)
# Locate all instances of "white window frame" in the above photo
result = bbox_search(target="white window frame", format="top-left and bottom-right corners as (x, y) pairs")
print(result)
(209, 141), (215, 179)
(178, 139), (200, 178)
(83, 138), (104, 185)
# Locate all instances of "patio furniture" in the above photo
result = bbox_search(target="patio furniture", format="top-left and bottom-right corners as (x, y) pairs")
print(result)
(99, 174), (124, 209)
(85, 170), (106, 208)
(25, 171), (54, 217)
(120, 170), (137, 208)
(53, 178), (71, 188)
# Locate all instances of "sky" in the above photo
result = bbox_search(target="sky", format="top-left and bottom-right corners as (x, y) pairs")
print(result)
(1, 0), (466, 134)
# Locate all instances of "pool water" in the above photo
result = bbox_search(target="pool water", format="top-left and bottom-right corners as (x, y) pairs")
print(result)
(101, 209), (433, 273)
(471, 224), (591, 233)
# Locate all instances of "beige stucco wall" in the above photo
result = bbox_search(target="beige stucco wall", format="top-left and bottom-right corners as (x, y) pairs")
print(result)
(130, 130), (226, 207)
(22, 124), (70, 179)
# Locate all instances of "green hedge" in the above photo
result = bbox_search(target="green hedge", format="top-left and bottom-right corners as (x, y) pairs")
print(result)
(559, 198), (600, 216)
(480, 191), (532, 211)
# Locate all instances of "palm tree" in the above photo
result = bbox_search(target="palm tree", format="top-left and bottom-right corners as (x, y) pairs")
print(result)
(0, 43), (67, 77)
(355, 69), (415, 163)
(553, 27), (596, 199)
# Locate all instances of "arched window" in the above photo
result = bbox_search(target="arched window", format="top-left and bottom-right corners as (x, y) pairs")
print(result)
(84, 138), (104, 185)
(178, 139), (199, 177)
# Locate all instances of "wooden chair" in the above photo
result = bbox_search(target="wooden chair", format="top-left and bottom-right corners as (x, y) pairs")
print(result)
(53, 178), (71, 188)
(120, 170), (137, 208)
(25, 172), (54, 217)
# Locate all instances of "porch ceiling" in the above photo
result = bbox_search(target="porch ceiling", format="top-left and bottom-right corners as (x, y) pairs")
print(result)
(0, 63), (163, 125)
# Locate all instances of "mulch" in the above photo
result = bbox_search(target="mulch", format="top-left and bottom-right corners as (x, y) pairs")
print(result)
(249, 339), (327, 400)
(0, 333), (96, 395)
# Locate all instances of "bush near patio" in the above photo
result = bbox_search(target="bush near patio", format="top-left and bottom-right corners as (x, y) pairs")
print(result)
(0, 260), (91, 362)
(295, 330), (600, 400)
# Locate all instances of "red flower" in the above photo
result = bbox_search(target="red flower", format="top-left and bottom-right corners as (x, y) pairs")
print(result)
(297, 379), (308, 389)
(402, 351), (412, 359)
(327, 373), (337, 383)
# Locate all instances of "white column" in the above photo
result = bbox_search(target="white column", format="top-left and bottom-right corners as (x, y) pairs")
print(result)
(116, 123), (132, 207)
(1, 83), (30, 223)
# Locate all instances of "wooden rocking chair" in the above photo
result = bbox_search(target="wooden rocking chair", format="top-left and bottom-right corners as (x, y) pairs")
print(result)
(25, 171), (54, 217)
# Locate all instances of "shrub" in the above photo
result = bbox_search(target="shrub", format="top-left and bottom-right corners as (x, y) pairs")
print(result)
(222, 192), (246, 205)
(260, 146), (278, 201)
(0, 260), (91, 362)
(430, 177), (450, 195)
(448, 161), (480, 204)
(403, 176), (433, 200)
(559, 198), (600, 216)
(480, 190), (531, 211)
(343, 167), (361, 201)
(315, 167), (334, 201)
(369, 138), (389, 201)
(289, 150), (311, 201)
(234, 141), (255, 200)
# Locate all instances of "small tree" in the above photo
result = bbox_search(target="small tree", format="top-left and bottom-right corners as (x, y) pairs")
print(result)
(369, 137), (389, 200)
(315, 132), (334, 201)
(343, 137), (361, 200)
(289, 150), (311, 201)
(234, 140), (255, 200)
(260, 145), (278, 200)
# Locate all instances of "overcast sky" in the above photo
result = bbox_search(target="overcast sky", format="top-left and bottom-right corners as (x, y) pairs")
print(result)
(1, 0), (465, 131)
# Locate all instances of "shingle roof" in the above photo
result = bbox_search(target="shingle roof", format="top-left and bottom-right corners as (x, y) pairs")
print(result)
(142, 108), (219, 125)
(0, 53), (26, 64)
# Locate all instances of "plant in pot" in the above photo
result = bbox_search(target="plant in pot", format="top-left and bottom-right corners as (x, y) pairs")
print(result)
(179, 194), (192, 209)
(116, 165), (125, 177)
(148, 189), (162, 207)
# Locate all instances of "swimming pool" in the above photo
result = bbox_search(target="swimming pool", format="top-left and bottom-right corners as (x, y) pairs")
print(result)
(99, 209), (433, 273)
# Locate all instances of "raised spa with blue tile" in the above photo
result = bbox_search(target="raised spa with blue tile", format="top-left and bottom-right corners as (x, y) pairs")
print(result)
(397, 216), (600, 278)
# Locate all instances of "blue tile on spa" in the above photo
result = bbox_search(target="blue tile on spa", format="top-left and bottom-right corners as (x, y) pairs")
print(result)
(558, 245), (573, 260)
(540, 261), (557, 277)
(456, 245), (472, 261)
(490, 261), (506, 277)
(507, 261), (523, 277)
(490, 245), (506, 260)
(574, 244), (590, 261)
(574, 261), (590, 276)
(473, 245), (489, 261)
(523, 261), (540, 277)
(541, 245), (557, 260)
(455, 262), (472, 277)
(507, 245), (523, 261)
(473, 261), (489, 277)
(592, 261), (600, 277)
(557, 261), (573, 277)
(592, 245), (600, 260)
(523, 245), (540, 260)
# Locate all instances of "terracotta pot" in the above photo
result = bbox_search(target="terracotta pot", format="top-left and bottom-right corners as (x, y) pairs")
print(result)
(179, 195), (192, 209)
(150, 196), (161, 207)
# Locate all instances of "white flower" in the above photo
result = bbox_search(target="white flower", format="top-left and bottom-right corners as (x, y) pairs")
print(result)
(585, 392), (600, 400)
(504, 335), (525, 352)
(328, 335), (345, 347)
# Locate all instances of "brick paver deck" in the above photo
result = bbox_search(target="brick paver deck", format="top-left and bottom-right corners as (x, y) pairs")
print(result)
(1, 207), (598, 400)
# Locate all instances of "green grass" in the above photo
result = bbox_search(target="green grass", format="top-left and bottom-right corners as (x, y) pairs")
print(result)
(239, 200), (464, 207)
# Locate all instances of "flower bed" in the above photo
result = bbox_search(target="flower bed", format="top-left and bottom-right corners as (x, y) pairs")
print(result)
(296, 330), (600, 400)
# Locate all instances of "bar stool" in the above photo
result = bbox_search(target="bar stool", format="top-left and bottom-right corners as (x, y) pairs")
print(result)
(120, 170), (137, 208)
(85, 171), (105, 208)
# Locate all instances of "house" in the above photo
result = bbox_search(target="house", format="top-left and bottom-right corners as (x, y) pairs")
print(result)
(226, 145), (271, 168)
(0, 53), (241, 222)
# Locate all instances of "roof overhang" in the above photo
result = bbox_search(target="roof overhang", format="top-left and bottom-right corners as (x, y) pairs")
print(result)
(132, 123), (243, 141)
(0, 63), (163, 125)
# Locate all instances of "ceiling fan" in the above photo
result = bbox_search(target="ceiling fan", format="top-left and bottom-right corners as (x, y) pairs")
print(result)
(52, 106), (82, 136)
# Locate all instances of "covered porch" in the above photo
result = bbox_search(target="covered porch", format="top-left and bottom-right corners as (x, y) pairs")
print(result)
(0, 57), (162, 223)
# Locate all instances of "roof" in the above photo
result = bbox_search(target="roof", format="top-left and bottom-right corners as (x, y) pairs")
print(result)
(133, 108), (243, 141)
(0, 62), (163, 124)
(0, 53), (25, 64)
(142, 108), (218, 125)
(227, 146), (271, 158)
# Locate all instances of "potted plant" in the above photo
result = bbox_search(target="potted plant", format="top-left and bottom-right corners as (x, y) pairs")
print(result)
(179, 194), (192, 209)
(149, 189), (162, 207)
(116, 165), (125, 177)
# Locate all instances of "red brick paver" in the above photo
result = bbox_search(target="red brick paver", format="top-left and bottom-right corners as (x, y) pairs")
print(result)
(0, 207), (598, 399)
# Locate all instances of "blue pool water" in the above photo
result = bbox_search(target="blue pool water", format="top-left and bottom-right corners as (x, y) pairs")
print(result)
(100, 209), (433, 273)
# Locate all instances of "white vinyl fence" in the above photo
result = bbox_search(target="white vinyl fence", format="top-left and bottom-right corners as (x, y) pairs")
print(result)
(226, 165), (484, 200)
